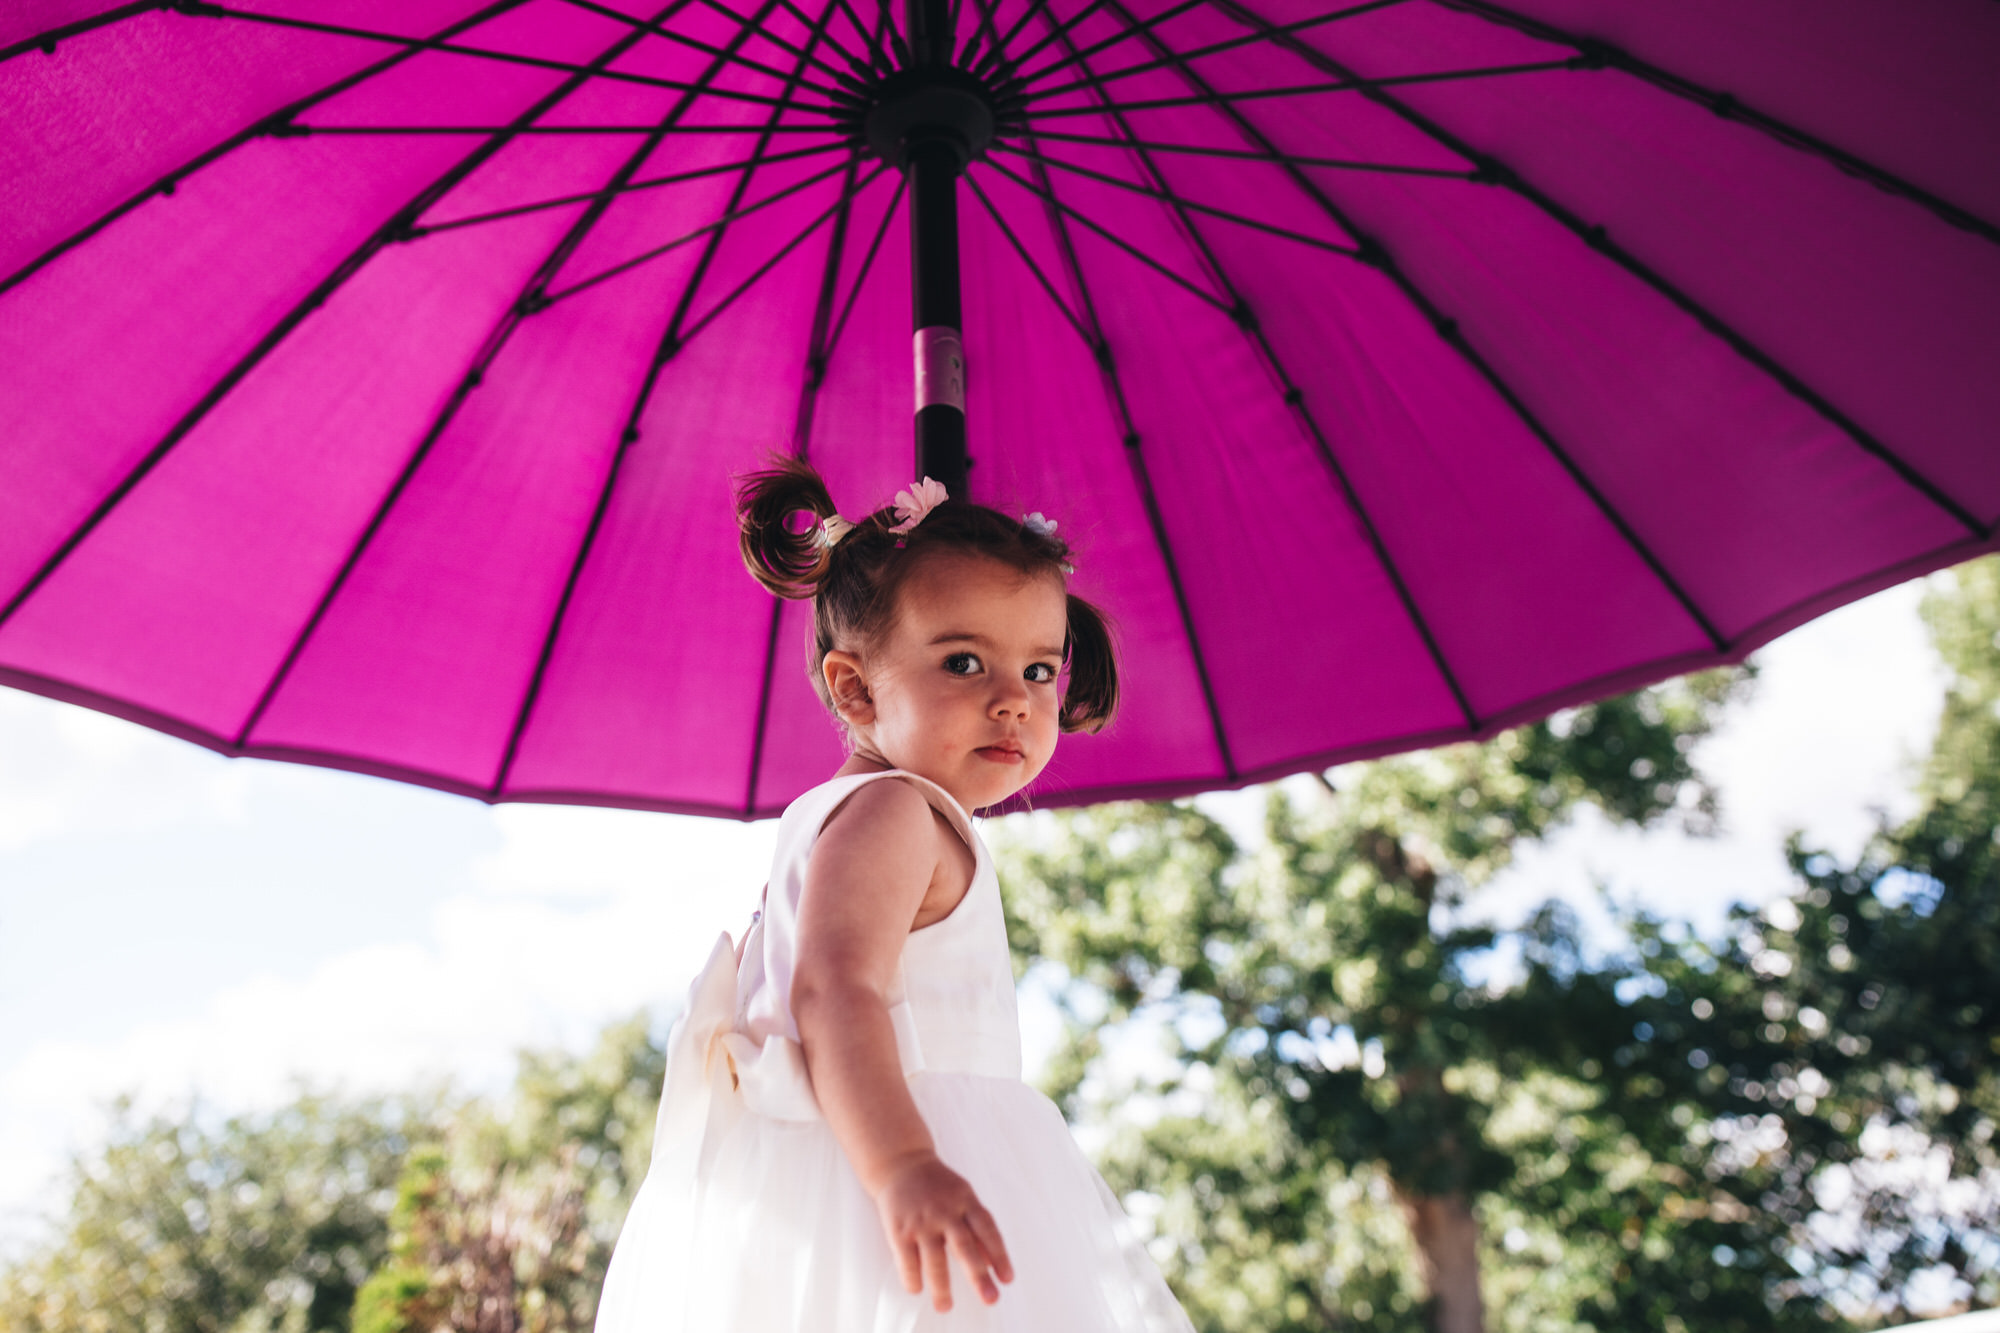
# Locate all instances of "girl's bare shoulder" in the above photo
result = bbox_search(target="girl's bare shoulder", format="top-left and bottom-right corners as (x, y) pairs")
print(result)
(817, 776), (950, 872)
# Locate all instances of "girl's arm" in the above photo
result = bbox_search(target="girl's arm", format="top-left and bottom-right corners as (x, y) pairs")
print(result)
(790, 777), (1014, 1312)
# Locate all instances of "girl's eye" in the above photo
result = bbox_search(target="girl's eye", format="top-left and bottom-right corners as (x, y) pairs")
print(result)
(944, 652), (982, 676)
(1025, 663), (1057, 684)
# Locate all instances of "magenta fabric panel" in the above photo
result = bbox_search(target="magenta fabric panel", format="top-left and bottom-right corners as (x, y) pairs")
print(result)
(1046, 197), (1469, 765)
(4, 0), (1998, 814)
(1202, 226), (1709, 717)
(1491, 0), (2000, 225)
(298, 15), (583, 130)
(0, 202), (592, 738)
(1285, 165), (1963, 640)
(0, 134), (476, 605)
(1386, 66), (2000, 525)
(0, 2), (483, 279)
(500, 215), (836, 806)
(242, 229), (696, 783)
(744, 597), (851, 816)
(958, 183), (1230, 792)
(805, 186), (920, 516)
(3, 3), (129, 50)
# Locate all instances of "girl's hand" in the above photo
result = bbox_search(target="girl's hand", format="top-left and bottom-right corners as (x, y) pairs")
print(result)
(873, 1151), (1014, 1311)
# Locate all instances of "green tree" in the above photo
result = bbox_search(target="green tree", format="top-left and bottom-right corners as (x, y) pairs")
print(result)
(1506, 559), (1998, 1324)
(0, 1091), (437, 1333)
(1001, 560), (2000, 1332)
(1000, 670), (1748, 1333)
(351, 1014), (666, 1333)
(0, 1016), (668, 1333)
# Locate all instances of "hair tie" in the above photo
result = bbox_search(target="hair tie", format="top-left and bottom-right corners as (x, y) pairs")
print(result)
(813, 514), (855, 550)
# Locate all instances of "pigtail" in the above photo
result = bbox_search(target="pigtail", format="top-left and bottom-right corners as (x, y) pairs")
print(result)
(736, 455), (840, 600)
(1060, 593), (1119, 734)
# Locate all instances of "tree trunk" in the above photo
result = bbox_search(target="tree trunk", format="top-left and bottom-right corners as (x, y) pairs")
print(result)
(1398, 1190), (1485, 1333)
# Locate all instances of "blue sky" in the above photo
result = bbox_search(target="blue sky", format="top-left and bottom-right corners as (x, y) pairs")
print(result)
(0, 574), (1949, 1254)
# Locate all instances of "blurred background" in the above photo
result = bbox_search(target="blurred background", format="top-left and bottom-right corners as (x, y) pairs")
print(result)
(0, 557), (1992, 1332)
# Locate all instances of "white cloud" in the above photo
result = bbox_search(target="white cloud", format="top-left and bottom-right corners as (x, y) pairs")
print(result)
(0, 691), (251, 851)
(0, 797), (778, 1253)
(1466, 577), (1946, 943)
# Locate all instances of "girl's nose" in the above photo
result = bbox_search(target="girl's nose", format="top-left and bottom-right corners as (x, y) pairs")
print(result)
(989, 677), (1030, 718)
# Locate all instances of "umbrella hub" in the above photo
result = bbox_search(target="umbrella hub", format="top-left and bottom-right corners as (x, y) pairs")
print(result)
(850, 64), (1021, 172)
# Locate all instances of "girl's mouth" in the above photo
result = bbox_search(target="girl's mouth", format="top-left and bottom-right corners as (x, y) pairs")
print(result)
(976, 745), (1025, 764)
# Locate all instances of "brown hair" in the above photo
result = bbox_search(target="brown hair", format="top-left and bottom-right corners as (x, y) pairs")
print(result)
(736, 456), (1117, 734)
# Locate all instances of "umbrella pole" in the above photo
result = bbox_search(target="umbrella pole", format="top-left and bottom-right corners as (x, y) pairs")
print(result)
(905, 0), (969, 497)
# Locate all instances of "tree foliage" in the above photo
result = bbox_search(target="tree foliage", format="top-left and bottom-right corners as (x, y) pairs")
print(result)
(996, 559), (1999, 1331)
(0, 1092), (436, 1333)
(0, 1017), (667, 1333)
(353, 1015), (665, 1333)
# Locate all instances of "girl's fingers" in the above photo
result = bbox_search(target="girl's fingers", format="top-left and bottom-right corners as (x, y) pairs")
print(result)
(922, 1233), (956, 1311)
(895, 1237), (923, 1295)
(947, 1223), (1001, 1305)
(963, 1205), (1013, 1285)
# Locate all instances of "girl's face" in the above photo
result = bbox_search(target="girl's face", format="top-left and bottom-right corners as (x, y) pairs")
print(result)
(823, 552), (1068, 812)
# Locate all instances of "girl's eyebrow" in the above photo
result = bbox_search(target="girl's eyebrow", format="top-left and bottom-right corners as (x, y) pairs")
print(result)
(929, 631), (1065, 657)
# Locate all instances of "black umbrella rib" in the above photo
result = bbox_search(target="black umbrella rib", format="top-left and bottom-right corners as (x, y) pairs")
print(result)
(1436, 0), (2000, 248)
(1020, 0), (1405, 92)
(1017, 0), (1207, 84)
(1028, 61), (1574, 115)
(1210, 0), (1987, 540)
(297, 122), (841, 134)
(1016, 138), (1240, 783)
(808, 0), (880, 72)
(958, 0), (1004, 72)
(823, 175), (908, 359)
(996, 143), (1360, 256)
(745, 154), (865, 816)
(790, 158), (863, 453)
(695, 0), (873, 88)
(233, 1), (734, 751)
(182, 3), (832, 108)
(987, 0), (1058, 75)
(1007, 0), (1120, 75)
(0, 0), (568, 632)
(823, 0), (894, 73)
(964, 172), (1095, 347)
(1026, 129), (1474, 178)
(539, 155), (857, 304)
(980, 157), (1231, 313)
(1, 2), (153, 64)
(1115, 0), (1727, 655)
(0, 0), (538, 299)
(491, 0), (840, 796)
(556, 0), (852, 94)
(676, 160), (885, 345)
(1045, 4), (1490, 719)
(415, 141), (847, 234)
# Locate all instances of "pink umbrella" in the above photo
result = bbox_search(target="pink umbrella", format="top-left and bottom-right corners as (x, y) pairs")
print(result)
(2, 0), (1997, 817)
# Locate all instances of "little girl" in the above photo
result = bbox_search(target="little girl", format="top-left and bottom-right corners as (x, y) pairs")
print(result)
(592, 459), (1193, 1331)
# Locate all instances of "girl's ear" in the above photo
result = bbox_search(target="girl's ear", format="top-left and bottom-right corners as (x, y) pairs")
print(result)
(821, 650), (875, 725)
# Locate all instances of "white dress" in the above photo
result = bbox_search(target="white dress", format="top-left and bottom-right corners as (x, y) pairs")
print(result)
(594, 769), (1194, 1332)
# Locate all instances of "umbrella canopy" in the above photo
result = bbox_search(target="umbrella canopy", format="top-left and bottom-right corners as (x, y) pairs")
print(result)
(2, 0), (1997, 818)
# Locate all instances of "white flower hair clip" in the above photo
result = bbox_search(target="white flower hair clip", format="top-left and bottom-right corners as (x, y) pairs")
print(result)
(812, 514), (855, 550)
(888, 477), (949, 534)
(1022, 511), (1074, 572)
